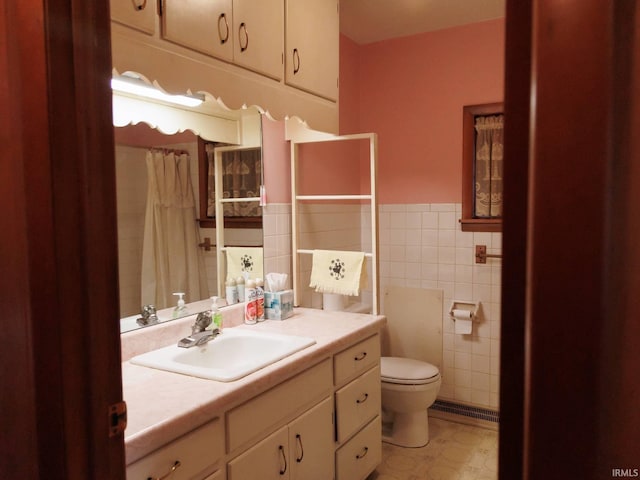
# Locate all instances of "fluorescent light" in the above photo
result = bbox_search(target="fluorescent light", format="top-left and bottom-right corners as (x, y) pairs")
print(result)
(111, 77), (204, 107)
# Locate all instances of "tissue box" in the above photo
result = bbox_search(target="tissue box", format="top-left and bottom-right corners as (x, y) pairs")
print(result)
(265, 290), (294, 320)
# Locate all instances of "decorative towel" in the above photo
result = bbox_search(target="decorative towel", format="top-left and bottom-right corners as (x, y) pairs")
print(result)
(309, 249), (367, 296)
(225, 247), (264, 280)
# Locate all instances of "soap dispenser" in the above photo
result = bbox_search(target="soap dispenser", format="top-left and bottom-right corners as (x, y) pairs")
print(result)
(173, 292), (187, 318)
(211, 296), (223, 331)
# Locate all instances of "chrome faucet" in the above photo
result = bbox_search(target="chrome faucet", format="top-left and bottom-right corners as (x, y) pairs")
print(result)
(178, 311), (220, 348)
(136, 304), (159, 327)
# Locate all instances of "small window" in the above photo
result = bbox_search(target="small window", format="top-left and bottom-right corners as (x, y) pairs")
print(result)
(197, 137), (263, 229)
(460, 102), (504, 232)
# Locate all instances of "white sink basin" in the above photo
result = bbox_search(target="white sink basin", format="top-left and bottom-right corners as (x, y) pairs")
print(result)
(130, 328), (316, 381)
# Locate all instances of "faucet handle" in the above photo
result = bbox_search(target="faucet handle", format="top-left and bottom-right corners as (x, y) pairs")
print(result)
(192, 311), (212, 333)
(137, 304), (159, 326)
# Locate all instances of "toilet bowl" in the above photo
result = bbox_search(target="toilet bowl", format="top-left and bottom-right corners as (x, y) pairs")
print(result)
(380, 356), (441, 448)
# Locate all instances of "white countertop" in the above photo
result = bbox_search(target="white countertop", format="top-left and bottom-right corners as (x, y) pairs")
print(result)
(122, 307), (386, 465)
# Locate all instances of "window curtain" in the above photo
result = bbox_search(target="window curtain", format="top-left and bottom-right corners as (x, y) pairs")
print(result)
(206, 145), (262, 217)
(141, 149), (209, 309)
(474, 114), (504, 217)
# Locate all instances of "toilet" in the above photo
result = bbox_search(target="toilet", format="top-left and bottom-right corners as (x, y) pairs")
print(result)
(322, 288), (443, 447)
(379, 286), (444, 447)
(380, 356), (441, 447)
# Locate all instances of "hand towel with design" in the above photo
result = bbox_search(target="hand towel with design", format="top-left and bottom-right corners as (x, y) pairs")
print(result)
(225, 247), (264, 280)
(309, 249), (367, 296)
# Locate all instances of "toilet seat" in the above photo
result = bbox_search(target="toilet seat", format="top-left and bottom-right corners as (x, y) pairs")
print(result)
(381, 356), (440, 385)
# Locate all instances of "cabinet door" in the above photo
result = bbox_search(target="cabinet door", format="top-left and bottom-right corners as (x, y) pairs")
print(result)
(161, 0), (234, 62)
(233, 0), (284, 80)
(111, 0), (156, 34)
(228, 427), (290, 480)
(288, 397), (334, 480)
(285, 0), (339, 100)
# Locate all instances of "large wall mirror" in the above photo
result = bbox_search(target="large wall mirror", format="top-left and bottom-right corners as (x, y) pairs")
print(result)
(113, 76), (264, 332)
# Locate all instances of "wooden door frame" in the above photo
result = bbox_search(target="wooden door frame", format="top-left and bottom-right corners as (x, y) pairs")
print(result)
(501, 1), (640, 478)
(1, 0), (125, 478)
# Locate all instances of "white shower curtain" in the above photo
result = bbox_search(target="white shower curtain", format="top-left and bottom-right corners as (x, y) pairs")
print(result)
(141, 149), (208, 310)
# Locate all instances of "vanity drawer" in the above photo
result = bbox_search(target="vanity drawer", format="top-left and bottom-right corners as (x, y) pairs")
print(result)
(335, 366), (381, 443)
(334, 334), (380, 386)
(227, 358), (332, 453)
(126, 418), (223, 480)
(335, 416), (382, 480)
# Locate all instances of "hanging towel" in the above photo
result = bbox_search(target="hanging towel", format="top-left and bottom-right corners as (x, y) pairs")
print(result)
(225, 247), (264, 280)
(309, 250), (367, 296)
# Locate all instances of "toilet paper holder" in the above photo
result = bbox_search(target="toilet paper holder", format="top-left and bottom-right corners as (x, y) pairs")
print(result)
(449, 300), (480, 321)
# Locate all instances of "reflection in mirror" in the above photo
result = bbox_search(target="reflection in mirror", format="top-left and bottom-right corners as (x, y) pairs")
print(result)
(113, 89), (264, 332)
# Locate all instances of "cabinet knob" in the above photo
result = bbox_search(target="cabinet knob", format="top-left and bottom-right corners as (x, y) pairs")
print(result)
(146, 460), (181, 480)
(239, 22), (249, 52)
(218, 13), (229, 44)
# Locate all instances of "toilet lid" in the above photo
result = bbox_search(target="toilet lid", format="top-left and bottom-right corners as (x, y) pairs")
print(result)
(381, 356), (440, 385)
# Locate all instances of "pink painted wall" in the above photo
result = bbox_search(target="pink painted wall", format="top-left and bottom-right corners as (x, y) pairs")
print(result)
(261, 114), (290, 203)
(263, 18), (505, 204)
(340, 18), (505, 203)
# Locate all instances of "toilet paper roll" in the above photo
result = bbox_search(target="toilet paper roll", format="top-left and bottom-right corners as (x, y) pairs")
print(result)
(452, 309), (473, 335)
(323, 293), (346, 311)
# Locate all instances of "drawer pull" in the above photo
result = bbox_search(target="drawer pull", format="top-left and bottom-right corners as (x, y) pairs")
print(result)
(355, 446), (369, 460)
(292, 48), (300, 74)
(218, 13), (229, 44)
(131, 0), (147, 11)
(239, 22), (249, 52)
(278, 445), (287, 475)
(356, 393), (369, 404)
(354, 352), (368, 362)
(295, 434), (304, 462)
(147, 460), (181, 480)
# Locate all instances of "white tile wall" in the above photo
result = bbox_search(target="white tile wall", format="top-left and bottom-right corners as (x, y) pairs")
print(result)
(262, 203), (293, 289)
(378, 203), (501, 410)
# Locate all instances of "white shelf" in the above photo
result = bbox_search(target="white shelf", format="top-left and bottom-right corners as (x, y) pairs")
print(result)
(290, 131), (379, 315)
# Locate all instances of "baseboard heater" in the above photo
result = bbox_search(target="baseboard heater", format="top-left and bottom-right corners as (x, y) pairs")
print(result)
(430, 399), (500, 423)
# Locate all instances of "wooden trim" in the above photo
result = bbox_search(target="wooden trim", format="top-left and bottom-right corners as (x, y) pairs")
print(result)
(2, 0), (125, 479)
(461, 102), (504, 232)
(505, 1), (636, 477)
(499, 0), (531, 477)
(459, 218), (502, 232)
(198, 216), (263, 229)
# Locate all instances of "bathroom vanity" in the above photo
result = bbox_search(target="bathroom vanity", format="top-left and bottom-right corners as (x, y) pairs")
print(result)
(121, 307), (385, 480)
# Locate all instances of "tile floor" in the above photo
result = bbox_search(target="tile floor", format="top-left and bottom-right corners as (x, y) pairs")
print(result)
(369, 418), (498, 480)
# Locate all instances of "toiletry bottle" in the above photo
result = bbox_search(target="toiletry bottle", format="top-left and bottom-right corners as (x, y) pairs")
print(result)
(172, 292), (187, 318)
(236, 275), (246, 302)
(244, 279), (257, 324)
(211, 296), (223, 331)
(255, 278), (265, 322)
(225, 277), (238, 304)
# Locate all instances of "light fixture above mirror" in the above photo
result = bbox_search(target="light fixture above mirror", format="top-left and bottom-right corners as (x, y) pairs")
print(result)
(111, 73), (204, 107)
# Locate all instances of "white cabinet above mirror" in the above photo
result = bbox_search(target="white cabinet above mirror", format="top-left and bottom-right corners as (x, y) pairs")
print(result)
(110, 0), (339, 133)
